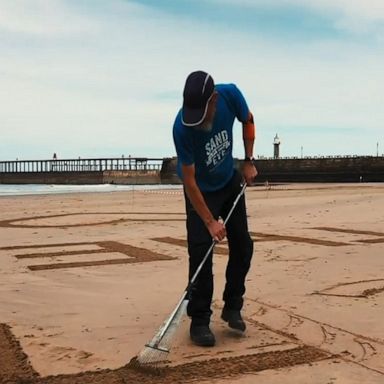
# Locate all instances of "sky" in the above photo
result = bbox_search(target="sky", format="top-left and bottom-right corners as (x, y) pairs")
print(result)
(0, 0), (383, 161)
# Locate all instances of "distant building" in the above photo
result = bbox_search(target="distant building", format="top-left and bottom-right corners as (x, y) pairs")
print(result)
(273, 134), (281, 159)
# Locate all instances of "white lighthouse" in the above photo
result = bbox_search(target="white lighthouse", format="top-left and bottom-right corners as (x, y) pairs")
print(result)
(273, 134), (281, 159)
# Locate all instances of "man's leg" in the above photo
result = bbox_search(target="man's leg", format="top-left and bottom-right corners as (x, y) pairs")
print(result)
(221, 176), (253, 330)
(186, 208), (214, 325)
(184, 192), (221, 346)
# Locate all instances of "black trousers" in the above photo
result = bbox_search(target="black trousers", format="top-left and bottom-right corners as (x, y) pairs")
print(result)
(184, 170), (254, 326)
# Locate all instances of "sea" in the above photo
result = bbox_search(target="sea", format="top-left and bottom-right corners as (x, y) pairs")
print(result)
(0, 184), (182, 197)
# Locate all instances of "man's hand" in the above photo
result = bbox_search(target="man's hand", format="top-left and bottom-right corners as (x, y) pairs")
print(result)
(243, 161), (258, 185)
(207, 218), (226, 242)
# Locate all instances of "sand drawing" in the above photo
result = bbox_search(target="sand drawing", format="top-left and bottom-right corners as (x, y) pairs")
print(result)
(0, 322), (329, 384)
(312, 279), (384, 298)
(0, 241), (175, 271)
(153, 232), (351, 250)
(2, 221), (364, 273)
(2, 223), (379, 272)
(248, 298), (384, 375)
(0, 211), (185, 229)
(1, 214), (383, 382)
(357, 238), (384, 244)
(313, 227), (384, 237)
(249, 231), (349, 246)
(314, 226), (384, 244)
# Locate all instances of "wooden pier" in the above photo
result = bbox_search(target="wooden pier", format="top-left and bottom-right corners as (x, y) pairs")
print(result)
(0, 157), (174, 185)
(0, 157), (163, 173)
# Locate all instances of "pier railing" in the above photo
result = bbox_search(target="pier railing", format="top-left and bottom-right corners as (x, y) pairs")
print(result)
(0, 157), (164, 173)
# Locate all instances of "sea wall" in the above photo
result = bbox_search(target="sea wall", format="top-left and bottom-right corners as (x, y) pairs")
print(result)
(160, 158), (182, 184)
(160, 156), (384, 183)
(255, 156), (384, 182)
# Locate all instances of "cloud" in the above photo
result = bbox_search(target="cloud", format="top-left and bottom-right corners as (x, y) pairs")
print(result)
(0, 0), (96, 37)
(211, 0), (384, 39)
(213, 0), (384, 20)
(293, 0), (384, 40)
(292, 0), (384, 21)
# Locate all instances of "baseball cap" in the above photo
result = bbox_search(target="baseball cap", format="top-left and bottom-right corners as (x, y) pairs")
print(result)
(182, 70), (215, 127)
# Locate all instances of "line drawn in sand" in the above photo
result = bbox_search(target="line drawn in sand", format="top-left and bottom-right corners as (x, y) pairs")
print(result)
(249, 298), (384, 375)
(0, 212), (185, 228)
(312, 279), (384, 299)
(0, 322), (330, 383)
(0, 241), (176, 271)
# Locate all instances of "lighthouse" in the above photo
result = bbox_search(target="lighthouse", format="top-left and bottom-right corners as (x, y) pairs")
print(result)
(273, 134), (281, 159)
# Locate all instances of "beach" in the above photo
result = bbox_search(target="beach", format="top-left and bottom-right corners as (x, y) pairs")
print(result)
(1, 183), (384, 383)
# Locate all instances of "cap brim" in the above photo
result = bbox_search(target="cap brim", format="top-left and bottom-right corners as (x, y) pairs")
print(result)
(182, 105), (207, 127)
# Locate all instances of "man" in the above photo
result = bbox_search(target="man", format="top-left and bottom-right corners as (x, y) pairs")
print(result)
(173, 70), (257, 347)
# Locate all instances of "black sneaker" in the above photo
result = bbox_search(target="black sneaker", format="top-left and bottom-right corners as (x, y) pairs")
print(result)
(190, 324), (216, 347)
(221, 308), (246, 332)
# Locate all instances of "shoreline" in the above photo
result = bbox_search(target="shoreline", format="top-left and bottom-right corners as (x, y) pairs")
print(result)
(0, 183), (183, 197)
(1, 181), (383, 199)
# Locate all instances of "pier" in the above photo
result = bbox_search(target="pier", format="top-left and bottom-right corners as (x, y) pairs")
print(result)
(0, 157), (169, 185)
(0, 157), (163, 173)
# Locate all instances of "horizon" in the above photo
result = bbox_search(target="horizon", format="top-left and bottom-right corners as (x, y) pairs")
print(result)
(1, 0), (383, 160)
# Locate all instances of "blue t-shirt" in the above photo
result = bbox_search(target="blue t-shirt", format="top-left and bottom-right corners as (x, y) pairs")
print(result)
(173, 83), (249, 192)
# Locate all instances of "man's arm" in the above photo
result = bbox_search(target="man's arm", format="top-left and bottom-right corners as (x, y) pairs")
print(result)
(181, 163), (226, 242)
(242, 112), (258, 185)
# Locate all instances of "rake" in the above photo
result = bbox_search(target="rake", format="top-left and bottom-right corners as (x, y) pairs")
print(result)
(135, 183), (247, 366)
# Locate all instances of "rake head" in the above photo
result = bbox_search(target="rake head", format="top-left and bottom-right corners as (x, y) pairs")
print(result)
(134, 299), (188, 367)
(136, 343), (169, 366)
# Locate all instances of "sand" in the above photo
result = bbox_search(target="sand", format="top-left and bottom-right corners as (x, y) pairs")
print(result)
(0, 183), (383, 383)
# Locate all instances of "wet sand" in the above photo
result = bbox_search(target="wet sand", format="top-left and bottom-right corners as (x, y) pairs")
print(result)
(1, 183), (384, 383)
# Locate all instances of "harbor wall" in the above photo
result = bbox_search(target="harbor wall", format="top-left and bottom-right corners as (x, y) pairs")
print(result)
(254, 156), (384, 183)
(160, 156), (384, 183)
